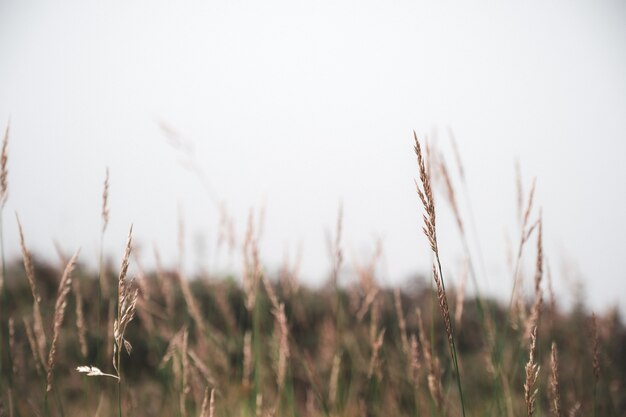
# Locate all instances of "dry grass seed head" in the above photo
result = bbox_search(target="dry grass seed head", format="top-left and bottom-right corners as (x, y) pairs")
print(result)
(199, 387), (215, 417)
(432, 264), (453, 348)
(367, 328), (385, 381)
(522, 178), (537, 231)
(23, 317), (44, 377)
(262, 273), (280, 312)
(274, 303), (290, 392)
(549, 342), (561, 417)
(188, 348), (217, 387)
(329, 203), (343, 288)
(16, 215), (47, 361)
(73, 278), (88, 358)
(591, 313), (600, 381)
(413, 132), (437, 253)
(0, 122), (8, 208)
(47, 250), (79, 392)
(113, 226), (138, 375)
(279, 244), (302, 296)
(524, 323), (540, 417)
(101, 168), (109, 233)
(524, 219), (544, 342)
(182, 328), (191, 395)
(416, 308), (443, 409)
(568, 402), (581, 417)
(178, 270), (207, 336)
(8, 317), (19, 377)
(394, 288), (409, 355)
(243, 210), (259, 311)
(545, 261), (557, 324)
(408, 334), (421, 390)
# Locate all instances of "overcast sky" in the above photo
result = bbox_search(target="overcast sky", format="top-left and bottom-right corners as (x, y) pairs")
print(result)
(1, 0), (625, 315)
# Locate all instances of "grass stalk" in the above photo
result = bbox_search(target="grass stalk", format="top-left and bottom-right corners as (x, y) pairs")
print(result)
(97, 168), (109, 368)
(413, 132), (466, 417)
(0, 123), (8, 389)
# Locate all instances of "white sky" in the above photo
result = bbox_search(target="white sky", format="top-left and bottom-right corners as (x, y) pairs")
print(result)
(1, 0), (625, 315)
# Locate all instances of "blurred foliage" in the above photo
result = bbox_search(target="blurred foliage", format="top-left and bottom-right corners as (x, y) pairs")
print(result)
(0, 258), (624, 417)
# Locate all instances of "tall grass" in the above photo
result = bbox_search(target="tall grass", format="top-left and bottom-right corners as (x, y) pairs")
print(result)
(0, 129), (622, 417)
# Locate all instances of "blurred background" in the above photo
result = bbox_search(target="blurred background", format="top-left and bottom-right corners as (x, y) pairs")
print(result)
(0, 0), (625, 314)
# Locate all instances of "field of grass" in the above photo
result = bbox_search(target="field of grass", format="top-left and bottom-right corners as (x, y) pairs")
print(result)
(0, 125), (624, 417)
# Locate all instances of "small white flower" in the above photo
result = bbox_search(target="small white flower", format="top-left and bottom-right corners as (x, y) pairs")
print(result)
(76, 365), (119, 379)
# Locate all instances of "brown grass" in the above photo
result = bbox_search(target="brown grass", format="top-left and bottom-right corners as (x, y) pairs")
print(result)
(0, 122), (8, 208)
(16, 214), (47, 370)
(524, 321), (540, 417)
(0, 126), (622, 417)
(549, 342), (561, 417)
(47, 250), (79, 392)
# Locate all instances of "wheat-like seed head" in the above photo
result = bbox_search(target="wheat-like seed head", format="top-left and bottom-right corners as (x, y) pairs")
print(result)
(356, 284), (379, 323)
(47, 250), (79, 392)
(568, 402), (581, 417)
(591, 313), (600, 381)
(8, 317), (18, 377)
(182, 328), (190, 395)
(546, 261), (557, 323)
(243, 210), (259, 311)
(408, 334), (421, 391)
(16, 215), (47, 362)
(273, 303), (290, 392)
(394, 288), (409, 355)
(113, 226), (138, 377)
(199, 387), (215, 417)
(73, 278), (88, 358)
(0, 122), (8, 208)
(549, 342), (561, 417)
(101, 168), (109, 233)
(522, 178), (537, 231)
(432, 264), (453, 348)
(178, 268), (207, 336)
(413, 131), (437, 253)
(525, 219), (544, 342)
(23, 317), (44, 377)
(160, 327), (185, 367)
(330, 203), (343, 288)
(367, 328), (385, 381)
(279, 244), (302, 297)
(534, 217), (543, 295)
(524, 323), (540, 417)
(262, 273), (280, 312)
(178, 327), (190, 417)
(416, 307), (443, 409)
(188, 348), (217, 387)
(256, 393), (263, 417)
